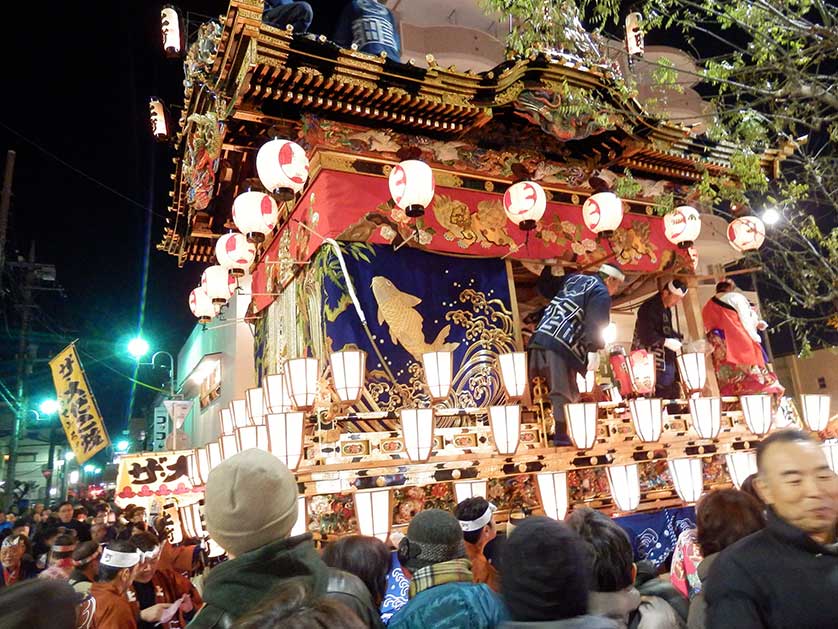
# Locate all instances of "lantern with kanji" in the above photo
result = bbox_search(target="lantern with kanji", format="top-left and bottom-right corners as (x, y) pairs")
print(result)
(160, 6), (184, 58)
(256, 139), (309, 201)
(727, 216), (766, 252)
(232, 191), (279, 244)
(664, 206), (702, 248)
(582, 192), (624, 237)
(389, 160), (435, 217)
(628, 349), (656, 395)
(201, 265), (236, 305)
(503, 181), (546, 231)
(625, 12), (644, 57)
(215, 233), (256, 277)
(188, 286), (215, 324)
(149, 98), (170, 142)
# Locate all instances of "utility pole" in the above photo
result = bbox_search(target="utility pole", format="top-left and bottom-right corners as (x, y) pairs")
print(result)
(0, 150), (15, 293)
(43, 423), (57, 499)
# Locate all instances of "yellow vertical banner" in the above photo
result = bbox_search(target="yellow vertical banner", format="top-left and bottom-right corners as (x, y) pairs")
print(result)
(49, 343), (110, 464)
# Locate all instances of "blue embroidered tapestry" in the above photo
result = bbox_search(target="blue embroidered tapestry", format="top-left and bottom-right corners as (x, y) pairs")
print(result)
(615, 506), (696, 567)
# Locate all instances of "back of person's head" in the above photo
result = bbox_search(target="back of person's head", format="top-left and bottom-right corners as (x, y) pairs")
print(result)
(501, 516), (590, 622)
(696, 489), (765, 556)
(130, 530), (161, 553)
(234, 578), (366, 629)
(49, 533), (77, 567)
(204, 449), (299, 557)
(565, 507), (633, 592)
(0, 578), (83, 629)
(398, 509), (465, 573)
(739, 473), (766, 509)
(454, 497), (493, 545)
(715, 279), (735, 293)
(322, 535), (390, 605)
(97, 540), (138, 582)
(72, 541), (100, 567)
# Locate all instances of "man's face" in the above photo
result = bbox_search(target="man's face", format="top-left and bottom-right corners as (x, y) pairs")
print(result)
(604, 276), (624, 296)
(42, 509), (51, 519)
(93, 513), (105, 525)
(661, 289), (684, 309)
(133, 549), (161, 584)
(5, 514), (15, 523)
(132, 510), (146, 524)
(0, 541), (23, 569)
(34, 504), (43, 514)
(481, 519), (498, 546)
(58, 504), (74, 523)
(14, 525), (30, 538)
(91, 524), (107, 544)
(757, 439), (838, 540)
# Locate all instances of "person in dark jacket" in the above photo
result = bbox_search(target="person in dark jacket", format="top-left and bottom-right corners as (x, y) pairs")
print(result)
(528, 263), (624, 444)
(323, 535), (390, 628)
(500, 516), (619, 629)
(262, 0), (313, 33)
(705, 430), (838, 628)
(631, 280), (687, 398)
(55, 502), (91, 542)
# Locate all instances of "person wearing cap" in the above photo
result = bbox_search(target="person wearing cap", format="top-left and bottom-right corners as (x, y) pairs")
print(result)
(1, 534), (37, 588)
(90, 539), (171, 628)
(388, 508), (506, 629)
(529, 263), (625, 445)
(631, 279), (688, 399)
(68, 541), (101, 594)
(454, 497), (501, 592)
(130, 531), (203, 629)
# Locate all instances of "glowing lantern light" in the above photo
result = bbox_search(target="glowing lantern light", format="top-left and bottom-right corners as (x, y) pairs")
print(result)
(422, 351), (453, 400)
(230, 399), (249, 429)
(219, 433), (239, 460)
(193, 447), (211, 485)
(160, 6), (183, 58)
(216, 233), (256, 277)
(219, 408), (234, 435)
(602, 322), (618, 345)
(625, 12), (644, 57)
(389, 160), (435, 217)
(689, 397), (722, 440)
(256, 139), (310, 201)
(607, 464), (641, 512)
(725, 451), (757, 489)
(668, 458), (704, 503)
(498, 352), (527, 399)
(245, 388), (266, 426)
(628, 349), (656, 395)
(291, 496), (307, 536)
(801, 394), (831, 432)
(740, 395), (773, 436)
(283, 358), (320, 410)
(187, 451), (201, 486)
(503, 181), (547, 231)
(664, 206), (702, 248)
(536, 471), (568, 520)
(576, 370), (596, 394)
(582, 192), (624, 236)
(206, 442), (222, 471)
(201, 265), (236, 305)
(266, 412), (305, 471)
(264, 373), (293, 413)
(453, 480), (488, 504)
(727, 216), (766, 252)
(149, 98), (170, 142)
(232, 191), (279, 244)
(822, 440), (838, 473)
(330, 350), (367, 403)
(400, 408), (434, 462)
(488, 406), (521, 455)
(565, 402), (598, 449)
(354, 488), (392, 542)
(629, 397), (663, 442)
(189, 287), (215, 324)
(236, 425), (269, 451)
(677, 352), (707, 394)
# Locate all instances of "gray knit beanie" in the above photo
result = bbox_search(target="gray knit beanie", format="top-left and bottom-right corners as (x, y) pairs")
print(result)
(204, 448), (299, 557)
(398, 508), (465, 572)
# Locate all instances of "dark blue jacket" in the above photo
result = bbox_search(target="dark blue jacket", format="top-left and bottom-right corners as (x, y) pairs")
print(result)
(528, 271), (612, 371)
(334, 0), (401, 61)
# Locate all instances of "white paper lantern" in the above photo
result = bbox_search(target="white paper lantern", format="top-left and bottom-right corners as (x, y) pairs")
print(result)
(499, 352), (527, 399)
(536, 471), (568, 520)
(245, 387), (266, 426)
(607, 464), (641, 512)
(488, 405), (521, 455)
(664, 206), (702, 248)
(283, 358), (320, 410)
(727, 216), (766, 252)
(160, 6), (183, 58)
(219, 408), (234, 435)
(264, 373), (293, 413)
(668, 458), (704, 503)
(689, 396), (722, 440)
(677, 352), (707, 394)
(201, 265), (236, 305)
(256, 138), (310, 201)
(565, 402), (598, 449)
(206, 442), (223, 470)
(422, 351), (453, 400)
(582, 192), (624, 236)
(216, 233), (256, 277)
(230, 399), (249, 429)
(453, 480), (488, 504)
(503, 181), (547, 231)
(625, 12), (644, 57)
(266, 412), (306, 471)
(576, 370), (596, 394)
(740, 395), (773, 436)
(400, 408), (434, 462)
(822, 440), (838, 473)
(725, 451), (757, 489)
(389, 160), (435, 217)
(629, 398), (663, 442)
(291, 495), (307, 536)
(354, 488), (392, 542)
(801, 394), (831, 432)
(235, 425), (269, 451)
(149, 98), (170, 141)
(232, 191), (279, 244)
(193, 447), (211, 485)
(189, 286), (215, 324)
(219, 433), (239, 460)
(331, 350), (367, 403)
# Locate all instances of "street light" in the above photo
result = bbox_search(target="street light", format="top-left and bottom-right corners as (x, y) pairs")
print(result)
(39, 399), (60, 415)
(115, 440), (130, 453)
(761, 207), (781, 226)
(64, 452), (75, 462)
(83, 464), (96, 473)
(127, 338), (176, 397)
(127, 337), (151, 359)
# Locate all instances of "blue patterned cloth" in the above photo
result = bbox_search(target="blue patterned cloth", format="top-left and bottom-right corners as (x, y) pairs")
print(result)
(614, 506), (696, 567)
(381, 551), (410, 624)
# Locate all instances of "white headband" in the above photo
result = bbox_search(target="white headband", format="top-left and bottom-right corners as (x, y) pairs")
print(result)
(459, 503), (497, 532)
(667, 280), (687, 297)
(140, 546), (161, 562)
(101, 548), (142, 569)
(599, 264), (626, 282)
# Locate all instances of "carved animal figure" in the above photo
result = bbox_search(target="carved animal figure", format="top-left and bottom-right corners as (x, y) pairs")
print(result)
(371, 276), (460, 361)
